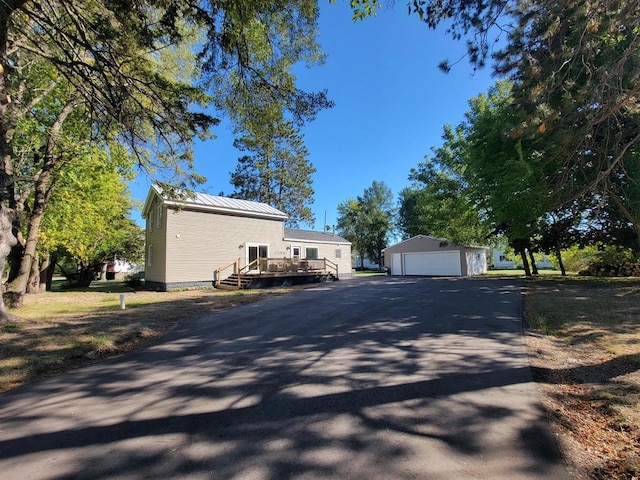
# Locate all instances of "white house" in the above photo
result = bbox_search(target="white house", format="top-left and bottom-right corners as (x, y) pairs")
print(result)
(142, 185), (352, 290)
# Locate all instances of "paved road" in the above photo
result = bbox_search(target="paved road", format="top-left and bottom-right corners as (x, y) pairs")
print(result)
(0, 277), (568, 479)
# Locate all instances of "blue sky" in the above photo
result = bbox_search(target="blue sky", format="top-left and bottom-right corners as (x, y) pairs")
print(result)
(130, 1), (499, 230)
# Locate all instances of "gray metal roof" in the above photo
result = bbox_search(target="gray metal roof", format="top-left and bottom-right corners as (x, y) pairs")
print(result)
(284, 228), (351, 244)
(153, 185), (288, 220)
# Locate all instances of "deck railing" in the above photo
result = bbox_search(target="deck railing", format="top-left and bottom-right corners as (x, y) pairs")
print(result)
(213, 257), (241, 288)
(214, 257), (339, 287)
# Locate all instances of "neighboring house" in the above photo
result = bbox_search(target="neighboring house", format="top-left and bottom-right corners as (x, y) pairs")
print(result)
(383, 235), (488, 277)
(492, 249), (517, 269)
(100, 259), (142, 280)
(142, 185), (352, 290)
(492, 247), (553, 269)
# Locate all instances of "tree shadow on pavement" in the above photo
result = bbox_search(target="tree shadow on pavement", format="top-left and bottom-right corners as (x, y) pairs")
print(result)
(0, 277), (568, 479)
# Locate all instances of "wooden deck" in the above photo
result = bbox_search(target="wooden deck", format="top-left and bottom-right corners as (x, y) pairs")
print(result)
(214, 258), (339, 290)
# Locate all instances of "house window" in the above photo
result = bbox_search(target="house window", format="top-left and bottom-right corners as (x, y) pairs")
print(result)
(148, 212), (154, 233)
(156, 205), (162, 228)
(305, 247), (319, 260)
(147, 244), (153, 267)
(292, 246), (301, 259)
(499, 255), (508, 262)
(335, 248), (341, 259)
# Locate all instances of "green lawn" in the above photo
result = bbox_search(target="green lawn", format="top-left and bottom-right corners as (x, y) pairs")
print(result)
(483, 268), (564, 277)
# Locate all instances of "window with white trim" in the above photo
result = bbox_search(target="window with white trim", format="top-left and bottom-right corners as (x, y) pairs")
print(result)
(305, 247), (319, 260)
(147, 244), (153, 267)
(335, 248), (342, 259)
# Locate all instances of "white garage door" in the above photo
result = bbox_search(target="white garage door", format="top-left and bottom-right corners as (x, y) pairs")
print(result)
(403, 251), (462, 276)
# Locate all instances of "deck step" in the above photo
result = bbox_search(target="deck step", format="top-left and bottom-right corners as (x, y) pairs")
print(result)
(215, 273), (253, 290)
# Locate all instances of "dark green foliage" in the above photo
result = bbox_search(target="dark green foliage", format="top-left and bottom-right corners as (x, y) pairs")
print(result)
(337, 181), (394, 267)
(398, 159), (490, 245)
(230, 121), (316, 227)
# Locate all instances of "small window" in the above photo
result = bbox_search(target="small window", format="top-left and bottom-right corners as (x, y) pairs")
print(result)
(305, 247), (319, 260)
(499, 255), (508, 262)
(156, 205), (162, 228)
(148, 212), (154, 233)
(147, 244), (153, 267)
(335, 248), (341, 259)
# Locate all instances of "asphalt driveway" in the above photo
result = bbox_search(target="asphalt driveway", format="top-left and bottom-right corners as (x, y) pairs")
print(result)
(0, 276), (569, 479)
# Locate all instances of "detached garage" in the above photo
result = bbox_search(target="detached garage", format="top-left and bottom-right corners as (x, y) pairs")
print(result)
(383, 235), (488, 277)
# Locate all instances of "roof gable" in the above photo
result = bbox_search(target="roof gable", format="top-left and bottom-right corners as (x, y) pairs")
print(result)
(143, 185), (288, 221)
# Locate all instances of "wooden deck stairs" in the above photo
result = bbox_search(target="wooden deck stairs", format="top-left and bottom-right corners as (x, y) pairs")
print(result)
(215, 273), (253, 290)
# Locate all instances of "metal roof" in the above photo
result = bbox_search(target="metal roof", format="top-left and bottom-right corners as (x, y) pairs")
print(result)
(284, 228), (351, 244)
(151, 185), (288, 220)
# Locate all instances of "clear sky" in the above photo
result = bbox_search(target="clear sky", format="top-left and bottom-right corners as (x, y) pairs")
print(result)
(129, 1), (499, 230)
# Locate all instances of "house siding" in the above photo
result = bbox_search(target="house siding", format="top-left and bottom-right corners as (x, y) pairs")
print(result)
(465, 249), (488, 276)
(144, 198), (167, 284)
(285, 238), (353, 278)
(164, 208), (286, 284)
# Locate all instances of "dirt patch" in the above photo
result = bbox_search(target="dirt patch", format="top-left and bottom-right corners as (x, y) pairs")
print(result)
(524, 277), (640, 479)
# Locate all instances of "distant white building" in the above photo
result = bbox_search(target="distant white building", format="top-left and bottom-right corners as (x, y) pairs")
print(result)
(101, 259), (142, 280)
(491, 248), (553, 269)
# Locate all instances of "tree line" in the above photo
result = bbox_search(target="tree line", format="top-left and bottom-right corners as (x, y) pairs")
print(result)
(336, 1), (640, 274)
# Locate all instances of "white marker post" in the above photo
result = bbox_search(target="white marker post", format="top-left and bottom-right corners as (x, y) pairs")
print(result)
(119, 294), (126, 310)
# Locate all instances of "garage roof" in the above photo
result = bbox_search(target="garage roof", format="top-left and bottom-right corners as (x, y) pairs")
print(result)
(383, 235), (487, 252)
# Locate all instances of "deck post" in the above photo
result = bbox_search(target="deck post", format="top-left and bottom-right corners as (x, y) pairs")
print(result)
(237, 258), (241, 288)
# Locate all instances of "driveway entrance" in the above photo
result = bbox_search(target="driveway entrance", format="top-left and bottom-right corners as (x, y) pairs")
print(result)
(0, 277), (568, 479)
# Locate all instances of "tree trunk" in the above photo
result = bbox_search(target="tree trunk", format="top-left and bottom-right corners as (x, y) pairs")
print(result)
(519, 248), (531, 276)
(45, 256), (55, 292)
(528, 250), (539, 275)
(0, 5), (21, 322)
(4, 97), (77, 307)
(39, 252), (51, 292)
(73, 265), (99, 288)
(0, 207), (17, 321)
(26, 251), (39, 293)
(554, 244), (566, 276)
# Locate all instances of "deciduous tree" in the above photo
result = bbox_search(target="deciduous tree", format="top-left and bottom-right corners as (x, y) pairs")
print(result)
(337, 181), (394, 268)
(398, 158), (489, 245)
(38, 150), (143, 288)
(0, 1), (331, 319)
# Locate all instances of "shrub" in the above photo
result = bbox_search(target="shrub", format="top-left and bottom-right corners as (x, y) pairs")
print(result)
(124, 273), (143, 288)
(562, 244), (639, 274)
